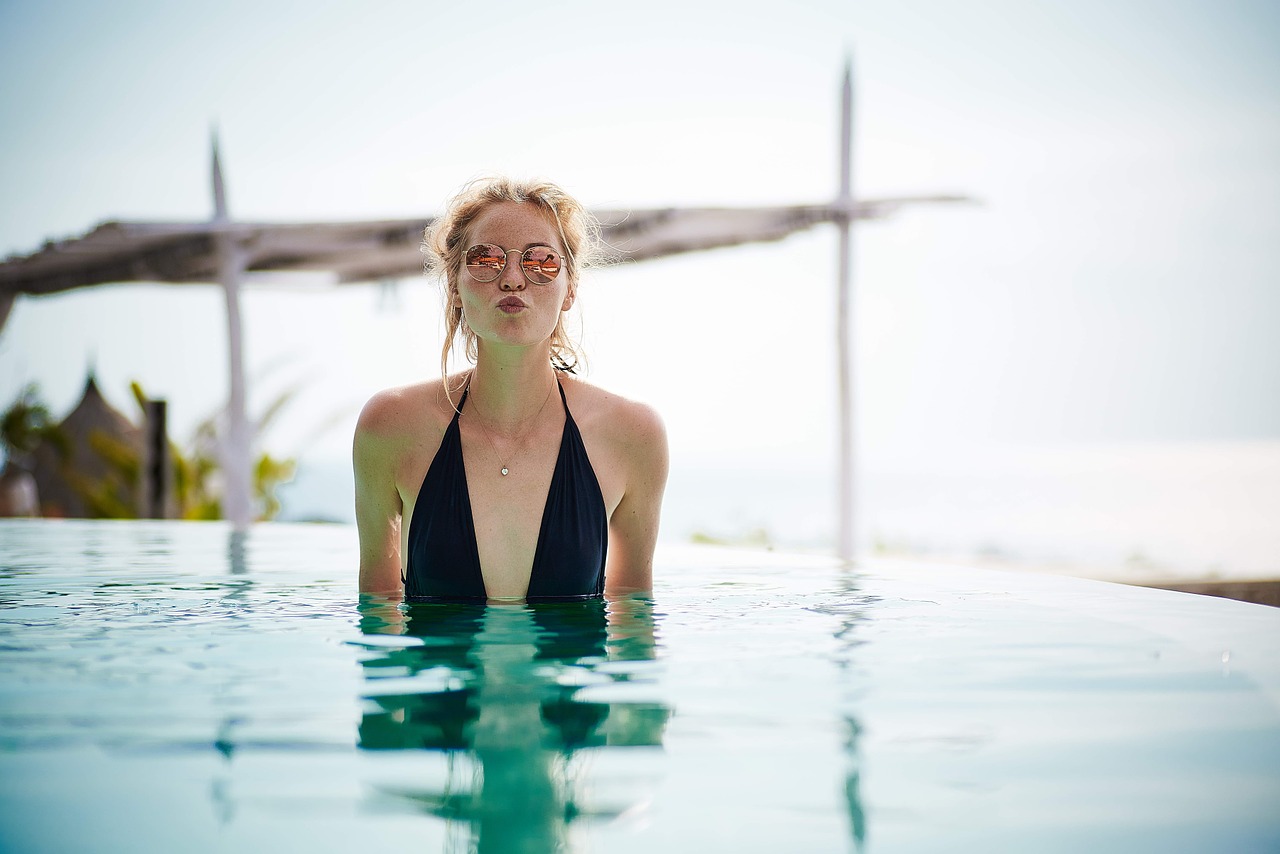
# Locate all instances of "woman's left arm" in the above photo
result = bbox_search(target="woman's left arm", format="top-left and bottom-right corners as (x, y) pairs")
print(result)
(605, 403), (669, 596)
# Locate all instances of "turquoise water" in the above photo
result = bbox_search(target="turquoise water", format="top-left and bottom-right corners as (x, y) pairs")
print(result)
(1, 520), (1277, 853)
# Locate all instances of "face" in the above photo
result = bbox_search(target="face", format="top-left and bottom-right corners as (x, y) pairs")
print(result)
(455, 201), (575, 353)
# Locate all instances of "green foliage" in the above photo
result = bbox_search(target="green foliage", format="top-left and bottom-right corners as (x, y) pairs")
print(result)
(1, 383), (67, 463)
(254, 452), (297, 521)
(173, 444), (221, 521)
(70, 430), (142, 519)
(132, 379), (299, 522)
(129, 381), (147, 412)
(688, 526), (774, 549)
(86, 430), (140, 485)
(3, 378), (302, 522)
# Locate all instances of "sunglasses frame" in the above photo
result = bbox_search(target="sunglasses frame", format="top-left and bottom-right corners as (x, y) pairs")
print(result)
(463, 243), (563, 285)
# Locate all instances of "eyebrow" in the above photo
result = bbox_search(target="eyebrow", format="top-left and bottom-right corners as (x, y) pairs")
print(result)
(469, 242), (557, 251)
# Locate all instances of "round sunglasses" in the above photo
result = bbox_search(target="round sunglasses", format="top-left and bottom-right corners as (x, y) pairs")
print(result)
(464, 243), (563, 285)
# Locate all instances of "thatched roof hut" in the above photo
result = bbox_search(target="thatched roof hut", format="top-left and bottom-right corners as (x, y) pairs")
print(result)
(32, 374), (143, 518)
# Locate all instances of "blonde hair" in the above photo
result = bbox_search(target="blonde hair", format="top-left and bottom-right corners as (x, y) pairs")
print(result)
(422, 176), (600, 391)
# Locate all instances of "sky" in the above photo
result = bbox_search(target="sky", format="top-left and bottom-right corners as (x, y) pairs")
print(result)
(2, 0), (1278, 488)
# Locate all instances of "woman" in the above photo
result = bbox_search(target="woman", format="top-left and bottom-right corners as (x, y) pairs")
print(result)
(354, 177), (667, 602)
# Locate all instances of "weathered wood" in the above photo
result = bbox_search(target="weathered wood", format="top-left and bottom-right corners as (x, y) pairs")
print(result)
(0, 67), (975, 550)
(212, 136), (252, 531)
(836, 59), (856, 563)
(0, 200), (969, 298)
(140, 399), (171, 519)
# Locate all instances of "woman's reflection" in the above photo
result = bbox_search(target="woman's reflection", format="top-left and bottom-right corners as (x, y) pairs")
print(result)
(356, 595), (669, 850)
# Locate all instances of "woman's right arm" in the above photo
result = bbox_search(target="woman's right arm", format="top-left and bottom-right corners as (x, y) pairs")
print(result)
(354, 393), (405, 596)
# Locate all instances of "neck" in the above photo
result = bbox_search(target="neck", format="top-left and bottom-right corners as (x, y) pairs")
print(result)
(467, 345), (559, 433)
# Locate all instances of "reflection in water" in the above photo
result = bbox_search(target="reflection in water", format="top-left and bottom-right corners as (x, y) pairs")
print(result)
(227, 528), (249, 576)
(826, 568), (870, 852)
(356, 596), (670, 852)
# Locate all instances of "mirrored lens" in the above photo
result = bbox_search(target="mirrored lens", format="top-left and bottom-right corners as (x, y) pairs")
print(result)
(465, 244), (505, 282)
(522, 247), (561, 284)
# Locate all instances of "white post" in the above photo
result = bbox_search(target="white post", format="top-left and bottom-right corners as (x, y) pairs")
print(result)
(836, 58), (856, 562)
(212, 133), (253, 530)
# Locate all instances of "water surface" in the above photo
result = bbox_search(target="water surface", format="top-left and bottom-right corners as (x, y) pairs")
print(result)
(1, 520), (1277, 853)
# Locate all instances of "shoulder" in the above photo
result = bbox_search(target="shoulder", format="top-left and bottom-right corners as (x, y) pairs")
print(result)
(563, 375), (667, 459)
(356, 378), (461, 439)
(353, 377), (466, 471)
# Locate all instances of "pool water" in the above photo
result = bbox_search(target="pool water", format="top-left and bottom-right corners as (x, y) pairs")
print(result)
(1, 520), (1277, 853)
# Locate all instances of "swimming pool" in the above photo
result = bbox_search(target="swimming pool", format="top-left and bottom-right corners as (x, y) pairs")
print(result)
(1, 520), (1277, 852)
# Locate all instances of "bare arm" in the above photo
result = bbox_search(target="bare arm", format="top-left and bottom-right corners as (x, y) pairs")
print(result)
(605, 403), (669, 596)
(354, 394), (405, 596)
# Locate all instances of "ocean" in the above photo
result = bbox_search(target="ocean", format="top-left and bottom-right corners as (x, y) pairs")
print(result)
(278, 439), (1280, 584)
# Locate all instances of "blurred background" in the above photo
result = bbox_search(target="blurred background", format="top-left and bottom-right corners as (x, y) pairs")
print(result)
(2, 0), (1277, 586)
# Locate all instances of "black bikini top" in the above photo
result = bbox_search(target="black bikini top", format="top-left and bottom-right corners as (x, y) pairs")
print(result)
(404, 378), (608, 603)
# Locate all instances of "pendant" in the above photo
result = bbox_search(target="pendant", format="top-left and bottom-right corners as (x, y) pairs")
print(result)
(500, 467), (509, 476)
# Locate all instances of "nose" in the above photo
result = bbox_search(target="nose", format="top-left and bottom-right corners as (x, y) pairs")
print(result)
(498, 249), (526, 291)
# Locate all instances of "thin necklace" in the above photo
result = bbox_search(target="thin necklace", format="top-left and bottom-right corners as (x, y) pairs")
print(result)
(467, 376), (557, 476)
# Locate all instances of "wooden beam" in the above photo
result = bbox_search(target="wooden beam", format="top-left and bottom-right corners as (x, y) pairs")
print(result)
(836, 57), (856, 562)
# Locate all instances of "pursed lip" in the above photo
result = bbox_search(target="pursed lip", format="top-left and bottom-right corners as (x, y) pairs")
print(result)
(497, 296), (528, 310)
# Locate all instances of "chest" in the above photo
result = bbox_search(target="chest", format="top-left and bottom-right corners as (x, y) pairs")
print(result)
(460, 418), (566, 598)
(399, 402), (625, 600)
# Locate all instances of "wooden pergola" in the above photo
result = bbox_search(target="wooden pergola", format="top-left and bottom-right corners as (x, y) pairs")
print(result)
(0, 62), (971, 555)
